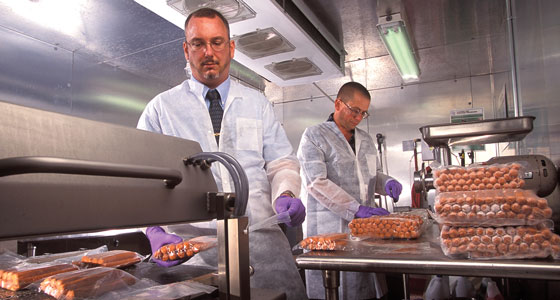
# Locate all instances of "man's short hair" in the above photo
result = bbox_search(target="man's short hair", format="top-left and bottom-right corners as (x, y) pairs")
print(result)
(337, 82), (370, 102)
(184, 8), (230, 38)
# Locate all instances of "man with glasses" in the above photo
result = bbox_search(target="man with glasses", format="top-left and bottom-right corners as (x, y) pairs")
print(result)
(137, 8), (307, 300)
(297, 81), (402, 299)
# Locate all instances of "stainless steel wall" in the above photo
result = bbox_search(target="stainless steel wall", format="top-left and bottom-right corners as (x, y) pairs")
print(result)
(0, 25), (176, 128)
(513, 0), (560, 220)
(270, 0), (560, 210)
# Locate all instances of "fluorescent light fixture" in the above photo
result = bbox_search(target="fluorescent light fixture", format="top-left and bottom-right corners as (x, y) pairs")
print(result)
(377, 13), (420, 81)
(0, 0), (85, 37)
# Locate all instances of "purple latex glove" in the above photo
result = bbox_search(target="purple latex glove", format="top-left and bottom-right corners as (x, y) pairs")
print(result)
(275, 196), (306, 227)
(354, 205), (390, 218)
(146, 226), (184, 267)
(385, 179), (402, 201)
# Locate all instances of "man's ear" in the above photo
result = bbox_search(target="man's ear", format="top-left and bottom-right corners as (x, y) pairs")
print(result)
(183, 41), (189, 61)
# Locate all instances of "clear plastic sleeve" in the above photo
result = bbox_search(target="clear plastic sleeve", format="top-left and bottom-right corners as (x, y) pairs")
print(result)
(248, 211), (290, 233)
(1, 262), (79, 291)
(433, 189), (552, 226)
(348, 211), (428, 240)
(81, 250), (144, 268)
(440, 223), (560, 259)
(107, 279), (217, 300)
(433, 162), (525, 192)
(153, 236), (217, 261)
(38, 266), (138, 299)
(295, 233), (350, 251)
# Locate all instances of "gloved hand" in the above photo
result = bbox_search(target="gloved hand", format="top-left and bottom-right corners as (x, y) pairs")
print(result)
(146, 226), (184, 267)
(354, 205), (390, 218)
(385, 179), (402, 201)
(275, 195), (306, 227)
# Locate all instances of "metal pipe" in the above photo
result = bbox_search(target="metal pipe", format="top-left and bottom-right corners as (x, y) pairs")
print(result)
(506, 0), (521, 117)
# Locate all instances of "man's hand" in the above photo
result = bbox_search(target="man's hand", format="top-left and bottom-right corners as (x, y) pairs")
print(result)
(275, 195), (306, 227)
(146, 226), (185, 267)
(354, 205), (390, 218)
(385, 179), (403, 202)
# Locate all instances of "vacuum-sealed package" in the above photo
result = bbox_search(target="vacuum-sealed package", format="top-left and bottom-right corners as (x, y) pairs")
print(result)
(433, 189), (552, 226)
(440, 224), (560, 259)
(295, 233), (350, 251)
(433, 163), (525, 192)
(81, 250), (143, 268)
(1, 263), (79, 291)
(349, 212), (427, 240)
(39, 267), (138, 299)
(153, 236), (217, 262)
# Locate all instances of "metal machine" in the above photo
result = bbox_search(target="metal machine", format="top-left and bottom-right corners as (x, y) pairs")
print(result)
(0, 101), (261, 299)
(413, 116), (558, 209)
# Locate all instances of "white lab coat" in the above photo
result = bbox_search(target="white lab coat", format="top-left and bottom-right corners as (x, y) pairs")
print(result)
(137, 78), (307, 300)
(297, 121), (393, 299)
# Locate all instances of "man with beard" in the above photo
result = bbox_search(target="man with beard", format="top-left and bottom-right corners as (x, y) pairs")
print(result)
(137, 8), (307, 300)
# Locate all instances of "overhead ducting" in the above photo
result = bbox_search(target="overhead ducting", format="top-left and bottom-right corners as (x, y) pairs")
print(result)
(135, 0), (345, 86)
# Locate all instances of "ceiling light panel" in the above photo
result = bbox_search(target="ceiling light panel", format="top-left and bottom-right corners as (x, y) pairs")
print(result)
(167, 0), (256, 24)
(233, 27), (295, 59)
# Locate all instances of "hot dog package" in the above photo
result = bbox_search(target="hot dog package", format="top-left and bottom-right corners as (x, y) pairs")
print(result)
(295, 233), (350, 251)
(433, 162), (525, 192)
(39, 267), (138, 299)
(433, 189), (552, 226)
(1, 262), (79, 291)
(440, 224), (560, 260)
(348, 211), (427, 240)
(153, 236), (217, 262)
(81, 250), (144, 269)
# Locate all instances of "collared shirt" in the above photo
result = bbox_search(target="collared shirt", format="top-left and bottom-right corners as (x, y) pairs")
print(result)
(327, 113), (356, 154)
(192, 76), (231, 109)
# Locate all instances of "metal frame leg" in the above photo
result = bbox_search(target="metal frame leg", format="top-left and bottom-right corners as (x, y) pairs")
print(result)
(322, 270), (340, 300)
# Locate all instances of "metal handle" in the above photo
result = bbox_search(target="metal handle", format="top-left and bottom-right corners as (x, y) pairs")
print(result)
(0, 156), (182, 188)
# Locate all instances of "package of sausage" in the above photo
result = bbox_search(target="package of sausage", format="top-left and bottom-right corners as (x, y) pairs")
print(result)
(433, 162), (525, 192)
(348, 211), (427, 240)
(153, 236), (217, 262)
(38, 267), (138, 299)
(295, 233), (350, 251)
(1, 262), (79, 291)
(433, 189), (552, 226)
(81, 250), (144, 269)
(440, 224), (560, 259)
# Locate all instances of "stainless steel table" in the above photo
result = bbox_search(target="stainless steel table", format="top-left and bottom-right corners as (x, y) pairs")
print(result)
(296, 223), (560, 299)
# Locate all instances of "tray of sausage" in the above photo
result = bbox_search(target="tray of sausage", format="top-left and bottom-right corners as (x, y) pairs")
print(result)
(433, 163), (525, 192)
(440, 224), (560, 259)
(433, 189), (552, 226)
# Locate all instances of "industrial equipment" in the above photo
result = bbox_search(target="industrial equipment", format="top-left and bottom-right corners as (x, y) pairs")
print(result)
(0, 101), (266, 299)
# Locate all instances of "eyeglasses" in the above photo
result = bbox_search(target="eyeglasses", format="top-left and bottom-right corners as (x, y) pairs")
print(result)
(186, 38), (229, 52)
(340, 100), (370, 118)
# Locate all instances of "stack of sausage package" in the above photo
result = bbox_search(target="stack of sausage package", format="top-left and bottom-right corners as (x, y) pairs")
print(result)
(432, 163), (560, 259)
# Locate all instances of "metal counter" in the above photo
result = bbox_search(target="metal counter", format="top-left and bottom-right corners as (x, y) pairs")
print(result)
(296, 223), (560, 281)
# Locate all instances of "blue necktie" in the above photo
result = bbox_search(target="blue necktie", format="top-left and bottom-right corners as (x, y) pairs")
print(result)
(207, 89), (223, 145)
